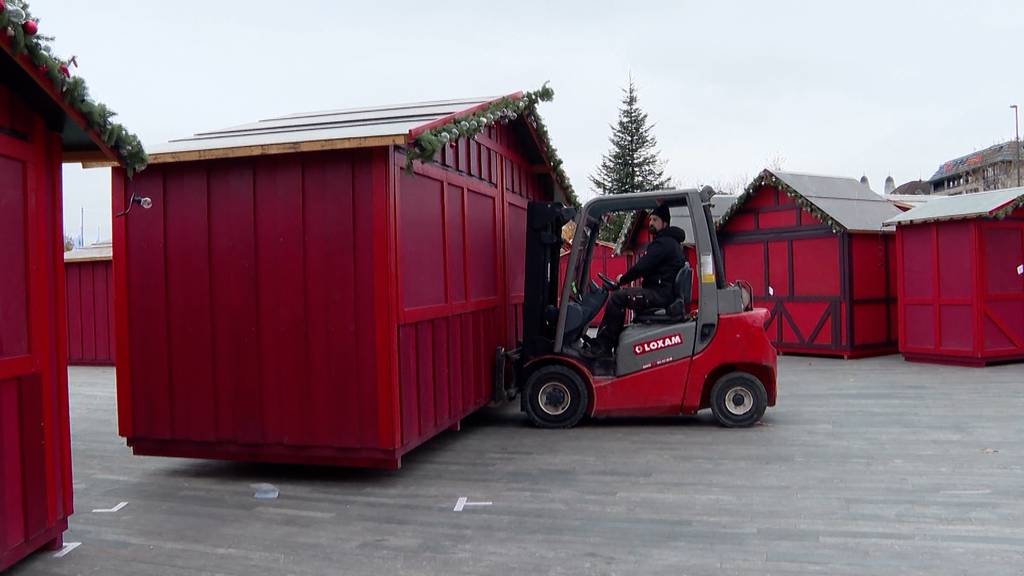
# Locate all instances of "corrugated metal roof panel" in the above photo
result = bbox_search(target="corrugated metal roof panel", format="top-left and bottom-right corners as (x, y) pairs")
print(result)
(772, 171), (902, 232)
(148, 97), (496, 156)
(885, 187), (1024, 225)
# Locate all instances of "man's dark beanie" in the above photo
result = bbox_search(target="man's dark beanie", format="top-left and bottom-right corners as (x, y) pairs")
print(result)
(652, 203), (671, 224)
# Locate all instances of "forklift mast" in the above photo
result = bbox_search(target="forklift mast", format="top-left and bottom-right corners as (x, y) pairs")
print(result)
(521, 202), (576, 361)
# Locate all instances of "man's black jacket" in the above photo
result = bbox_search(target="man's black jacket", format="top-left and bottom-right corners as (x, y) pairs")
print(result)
(618, 226), (686, 295)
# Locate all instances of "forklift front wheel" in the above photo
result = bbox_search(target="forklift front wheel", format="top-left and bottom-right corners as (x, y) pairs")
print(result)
(524, 365), (589, 429)
(710, 372), (767, 428)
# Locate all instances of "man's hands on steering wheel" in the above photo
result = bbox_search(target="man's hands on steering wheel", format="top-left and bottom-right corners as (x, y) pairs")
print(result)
(597, 272), (619, 291)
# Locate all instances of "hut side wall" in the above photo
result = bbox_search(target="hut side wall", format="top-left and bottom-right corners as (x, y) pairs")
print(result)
(65, 259), (114, 365)
(116, 148), (398, 466)
(847, 233), (898, 354)
(0, 81), (73, 571)
(897, 210), (1024, 364)
(392, 123), (555, 447)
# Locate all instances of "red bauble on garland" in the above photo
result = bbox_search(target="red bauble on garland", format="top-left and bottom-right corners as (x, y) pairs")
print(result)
(0, 1), (6, 14)
(22, 20), (38, 36)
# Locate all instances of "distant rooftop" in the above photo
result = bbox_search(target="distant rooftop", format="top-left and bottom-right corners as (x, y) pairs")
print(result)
(929, 141), (1024, 181)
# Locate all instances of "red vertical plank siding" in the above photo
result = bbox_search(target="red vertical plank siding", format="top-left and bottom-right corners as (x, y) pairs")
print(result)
(126, 170), (172, 439)
(302, 155), (360, 447)
(0, 83), (73, 571)
(79, 264), (97, 362)
(164, 168), (215, 441)
(65, 264), (83, 361)
(93, 263), (111, 362)
(208, 164), (259, 443)
(354, 152), (386, 449)
(254, 160), (307, 445)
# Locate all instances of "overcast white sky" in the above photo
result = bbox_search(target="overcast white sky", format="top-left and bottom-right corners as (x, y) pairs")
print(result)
(39, 0), (1024, 243)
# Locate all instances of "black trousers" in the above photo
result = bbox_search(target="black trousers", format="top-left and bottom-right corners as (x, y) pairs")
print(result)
(595, 287), (672, 349)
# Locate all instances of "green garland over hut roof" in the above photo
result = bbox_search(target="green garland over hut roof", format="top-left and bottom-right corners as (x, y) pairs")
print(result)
(0, 0), (147, 176)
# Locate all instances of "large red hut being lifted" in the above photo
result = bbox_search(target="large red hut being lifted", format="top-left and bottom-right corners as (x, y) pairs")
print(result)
(887, 187), (1024, 366)
(64, 243), (115, 366)
(109, 90), (571, 469)
(1, 14), (141, 571)
(717, 170), (902, 358)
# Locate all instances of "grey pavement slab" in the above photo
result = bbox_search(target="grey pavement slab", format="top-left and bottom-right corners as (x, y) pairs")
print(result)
(8, 356), (1024, 575)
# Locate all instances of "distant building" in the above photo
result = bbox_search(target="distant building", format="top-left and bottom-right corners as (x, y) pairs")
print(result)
(929, 140), (1024, 195)
(890, 179), (932, 196)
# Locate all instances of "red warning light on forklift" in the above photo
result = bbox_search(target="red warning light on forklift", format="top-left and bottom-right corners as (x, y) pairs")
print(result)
(633, 333), (684, 355)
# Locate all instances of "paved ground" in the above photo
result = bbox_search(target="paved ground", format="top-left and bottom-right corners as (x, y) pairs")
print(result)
(9, 356), (1024, 575)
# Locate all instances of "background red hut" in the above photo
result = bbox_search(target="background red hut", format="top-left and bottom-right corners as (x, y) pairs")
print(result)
(887, 188), (1024, 365)
(1, 15), (142, 571)
(110, 90), (572, 469)
(64, 243), (114, 366)
(717, 170), (902, 358)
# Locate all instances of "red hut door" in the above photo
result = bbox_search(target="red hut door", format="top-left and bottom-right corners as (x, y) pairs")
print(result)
(1, 110), (65, 565)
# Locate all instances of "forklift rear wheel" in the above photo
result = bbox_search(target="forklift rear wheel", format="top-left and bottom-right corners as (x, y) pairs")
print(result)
(710, 372), (767, 428)
(524, 365), (589, 429)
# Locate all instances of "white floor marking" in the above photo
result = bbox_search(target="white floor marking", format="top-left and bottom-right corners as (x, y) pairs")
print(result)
(92, 501), (128, 513)
(453, 497), (493, 512)
(940, 489), (992, 495)
(54, 542), (81, 558)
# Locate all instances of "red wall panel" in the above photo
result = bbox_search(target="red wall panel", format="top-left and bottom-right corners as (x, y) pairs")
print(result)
(792, 237), (839, 296)
(65, 260), (114, 365)
(398, 172), (446, 310)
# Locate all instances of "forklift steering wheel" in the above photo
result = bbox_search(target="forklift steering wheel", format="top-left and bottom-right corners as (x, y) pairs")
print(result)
(597, 272), (619, 291)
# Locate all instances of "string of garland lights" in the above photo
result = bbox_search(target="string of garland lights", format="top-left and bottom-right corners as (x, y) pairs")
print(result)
(404, 83), (578, 206)
(718, 169), (845, 234)
(0, 0), (147, 176)
(993, 194), (1024, 219)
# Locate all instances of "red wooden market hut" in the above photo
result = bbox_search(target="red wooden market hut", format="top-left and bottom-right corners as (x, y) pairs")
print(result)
(1, 7), (144, 571)
(64, 243), (115, 366)
(106, 89), (574, 470)
(886, 187), (1024, 365)
(717, 170), (902, 358)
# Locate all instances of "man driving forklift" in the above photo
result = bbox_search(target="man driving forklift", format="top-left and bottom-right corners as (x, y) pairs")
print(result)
(586, 203), (688, 358)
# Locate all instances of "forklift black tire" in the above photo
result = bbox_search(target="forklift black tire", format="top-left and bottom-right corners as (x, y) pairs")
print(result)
(524, 365), (589, 429)
(710, 372), (767, 428)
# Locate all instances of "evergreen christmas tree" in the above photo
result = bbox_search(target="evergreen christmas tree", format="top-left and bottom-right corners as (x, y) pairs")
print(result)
(590, 79), (671, 242)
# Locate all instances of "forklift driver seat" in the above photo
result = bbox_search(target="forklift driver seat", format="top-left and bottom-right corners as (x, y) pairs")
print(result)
(633, 262), (692, 324)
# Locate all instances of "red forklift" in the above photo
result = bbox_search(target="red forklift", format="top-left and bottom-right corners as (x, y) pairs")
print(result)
(496, 187), (777, 428)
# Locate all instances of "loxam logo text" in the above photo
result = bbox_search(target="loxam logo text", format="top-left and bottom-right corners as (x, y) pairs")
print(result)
(633, 334), (683, 356)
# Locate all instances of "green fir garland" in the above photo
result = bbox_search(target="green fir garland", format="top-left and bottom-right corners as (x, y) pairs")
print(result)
(992, 193), (1024, 219)
(404, 82), (577, 206)
(0, 0), (147, 176)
